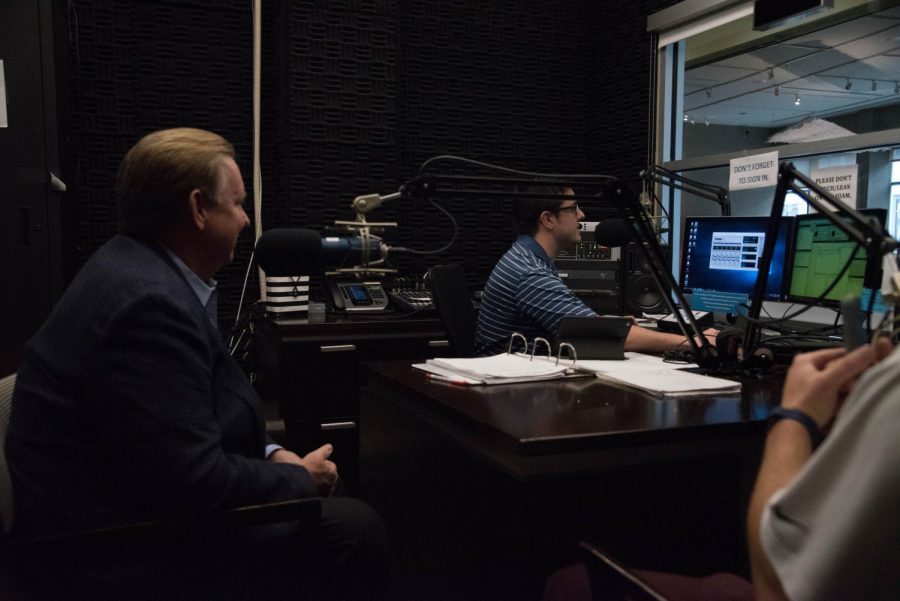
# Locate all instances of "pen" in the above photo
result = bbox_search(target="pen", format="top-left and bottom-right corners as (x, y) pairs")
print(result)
(426, 373), (472, 385)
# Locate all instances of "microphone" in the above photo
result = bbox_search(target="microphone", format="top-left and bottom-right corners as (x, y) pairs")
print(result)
(592, 218), (635, 248)
(255, 228), (386, 275)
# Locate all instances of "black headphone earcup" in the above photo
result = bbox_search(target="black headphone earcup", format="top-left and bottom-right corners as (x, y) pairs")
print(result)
(715, 327), (744, 361)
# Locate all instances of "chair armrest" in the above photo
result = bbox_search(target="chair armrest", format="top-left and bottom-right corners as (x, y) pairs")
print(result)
(579, 541), (669, 601)
(3, 497), (321, 554)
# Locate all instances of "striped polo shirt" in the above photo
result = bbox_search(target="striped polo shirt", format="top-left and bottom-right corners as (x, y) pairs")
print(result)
(474, 235), (597, 356)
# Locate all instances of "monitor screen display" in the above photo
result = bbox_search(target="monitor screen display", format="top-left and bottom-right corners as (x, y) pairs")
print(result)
(785, 208), (886, 305)
(680, 216), (793, 313)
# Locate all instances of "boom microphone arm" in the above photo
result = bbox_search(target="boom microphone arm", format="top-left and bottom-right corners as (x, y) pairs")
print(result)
(597, 179), (720, 370)
(641, 165), (731, 217)
(744, 162), (900, 357)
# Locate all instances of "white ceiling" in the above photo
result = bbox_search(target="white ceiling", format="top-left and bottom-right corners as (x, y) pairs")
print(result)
(684, 6), (900, 128)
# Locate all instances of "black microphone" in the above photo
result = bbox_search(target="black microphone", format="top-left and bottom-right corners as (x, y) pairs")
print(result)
(592, 218), (635, 248)
(255, 228), (386, 275)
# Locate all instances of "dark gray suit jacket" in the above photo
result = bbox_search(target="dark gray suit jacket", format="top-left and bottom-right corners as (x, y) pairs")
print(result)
(6, 234), (316, 539)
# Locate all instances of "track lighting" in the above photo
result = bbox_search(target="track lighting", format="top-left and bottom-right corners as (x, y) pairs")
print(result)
(705, 88), (711, 99)
(872, 80), (878, 91)
(683, 114), (689, 122)
(774, 85), (780, 96)
(845, 78), (852, 90)
(794, 94), (800, 106)
(767, 67), (774, 80)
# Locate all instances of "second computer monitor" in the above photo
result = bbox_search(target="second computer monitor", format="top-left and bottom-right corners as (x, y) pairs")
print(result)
(680, 215), (793, 313)
(785, 208), (887, 306)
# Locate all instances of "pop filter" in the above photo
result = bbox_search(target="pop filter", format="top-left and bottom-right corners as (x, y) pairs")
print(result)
(592, 218), (635, 248)
(255, 228), (323, 275)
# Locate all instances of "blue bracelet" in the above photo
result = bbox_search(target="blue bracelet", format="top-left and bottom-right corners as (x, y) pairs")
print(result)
(767, 406), (824, 450)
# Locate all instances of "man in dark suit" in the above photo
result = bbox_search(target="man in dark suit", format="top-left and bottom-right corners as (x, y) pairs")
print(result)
(6, 128), (387, 599)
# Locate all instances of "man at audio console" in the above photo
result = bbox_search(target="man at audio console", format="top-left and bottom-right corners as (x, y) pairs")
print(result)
(474, 187), (716, 357)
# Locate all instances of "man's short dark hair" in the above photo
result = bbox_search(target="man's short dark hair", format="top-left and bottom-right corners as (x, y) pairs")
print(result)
(513, 185), (568, 235)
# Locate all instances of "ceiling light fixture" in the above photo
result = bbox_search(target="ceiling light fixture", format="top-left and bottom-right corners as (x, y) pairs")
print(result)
(872, 80), (878, 91)
(794, 94), (801, 106)
(845, 78), (853, 90)
(705, 88), (712, 98)
(774, 85), (780, 96)
(683, 114), (689, 122)
(767, 67), (775, 80)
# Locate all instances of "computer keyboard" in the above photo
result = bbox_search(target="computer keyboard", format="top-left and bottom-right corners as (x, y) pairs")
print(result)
(758, 336), (843, 365)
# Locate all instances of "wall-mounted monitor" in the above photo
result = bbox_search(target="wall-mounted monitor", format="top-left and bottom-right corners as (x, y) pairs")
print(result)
(680, 216), (794, 313)
(753, 0), (833, 31)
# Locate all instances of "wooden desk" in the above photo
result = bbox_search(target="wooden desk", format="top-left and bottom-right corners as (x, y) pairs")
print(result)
(363, 360), (781, 481)
(360, 361), (784, 599)
(251, 314), (450, 493)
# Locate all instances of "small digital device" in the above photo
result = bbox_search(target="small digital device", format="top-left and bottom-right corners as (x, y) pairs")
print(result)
(785, 209), (886, 306)
(679, 216), (794, 313)
(325, 279), (389, 312)
(840, 295), (865, 350)
(555, 316), (632, 360)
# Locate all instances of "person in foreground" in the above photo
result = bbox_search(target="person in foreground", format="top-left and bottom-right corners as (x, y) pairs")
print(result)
(748, 335), (895, 600)
(542, 336), (897, 600)
(6, 128), (387, 600)
(474, 187), (715, 357)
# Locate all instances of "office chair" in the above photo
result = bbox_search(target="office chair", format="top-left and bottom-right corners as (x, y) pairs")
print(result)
(573, 541), (754, 601)
(577, 542), (669, 601)
(427, 264), (477, 357)
(0, 372), (320, 599)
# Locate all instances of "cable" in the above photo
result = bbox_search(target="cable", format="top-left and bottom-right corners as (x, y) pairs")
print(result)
(229, 249), (257, 353)
(416, 155), (617, 182)
(401, 154), (615, 257)
(389, 198), (459, 256)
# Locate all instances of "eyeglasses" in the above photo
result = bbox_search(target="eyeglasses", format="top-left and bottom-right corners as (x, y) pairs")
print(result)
(556, 202), (579, 215)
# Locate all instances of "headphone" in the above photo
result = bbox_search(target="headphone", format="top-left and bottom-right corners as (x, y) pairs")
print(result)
(715, 326), (745, 362)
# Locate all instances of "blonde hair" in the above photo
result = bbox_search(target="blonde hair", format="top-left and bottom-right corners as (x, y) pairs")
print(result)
(117, 128), (235, 236)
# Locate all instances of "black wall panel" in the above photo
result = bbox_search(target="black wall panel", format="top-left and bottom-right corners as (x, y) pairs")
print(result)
(64, 0), (679, 328)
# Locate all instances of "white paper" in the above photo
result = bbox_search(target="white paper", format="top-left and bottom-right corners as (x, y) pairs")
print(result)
(565, 352), (690, 374)
(428, 354), (570, 382)
(809, 164), (858, 209)
(596, 368), (741, 398)
(729, 151), (779, 190)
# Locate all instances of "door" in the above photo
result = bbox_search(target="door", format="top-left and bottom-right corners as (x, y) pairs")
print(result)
(0, 0), (69, 375)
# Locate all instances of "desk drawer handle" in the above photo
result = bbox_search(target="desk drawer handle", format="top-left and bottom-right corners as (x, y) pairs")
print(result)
(320, 421), (357, 431)
(319, 344), (356, 353)
(428, 339), (450, 347)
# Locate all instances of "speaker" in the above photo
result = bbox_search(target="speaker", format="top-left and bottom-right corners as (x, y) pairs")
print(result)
(622, 243), (670, 315)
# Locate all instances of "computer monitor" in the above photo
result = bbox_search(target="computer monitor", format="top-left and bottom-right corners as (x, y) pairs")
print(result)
(680, 216), (794, 313)
(785, 208), (887, 306)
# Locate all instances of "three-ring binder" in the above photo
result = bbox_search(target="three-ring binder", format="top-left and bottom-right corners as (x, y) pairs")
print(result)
(507, 331), (578, 367)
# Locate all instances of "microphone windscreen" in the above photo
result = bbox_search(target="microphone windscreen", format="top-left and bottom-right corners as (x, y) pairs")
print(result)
(592, 218), (634, 248)
(255, 228), (323, 275)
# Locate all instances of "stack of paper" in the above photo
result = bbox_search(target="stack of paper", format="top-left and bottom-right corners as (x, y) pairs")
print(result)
(538, 352), (742, 398)
(595, 367), (741, 397)
(414, 353), (573, 385)
(414, 351), (742, 396)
